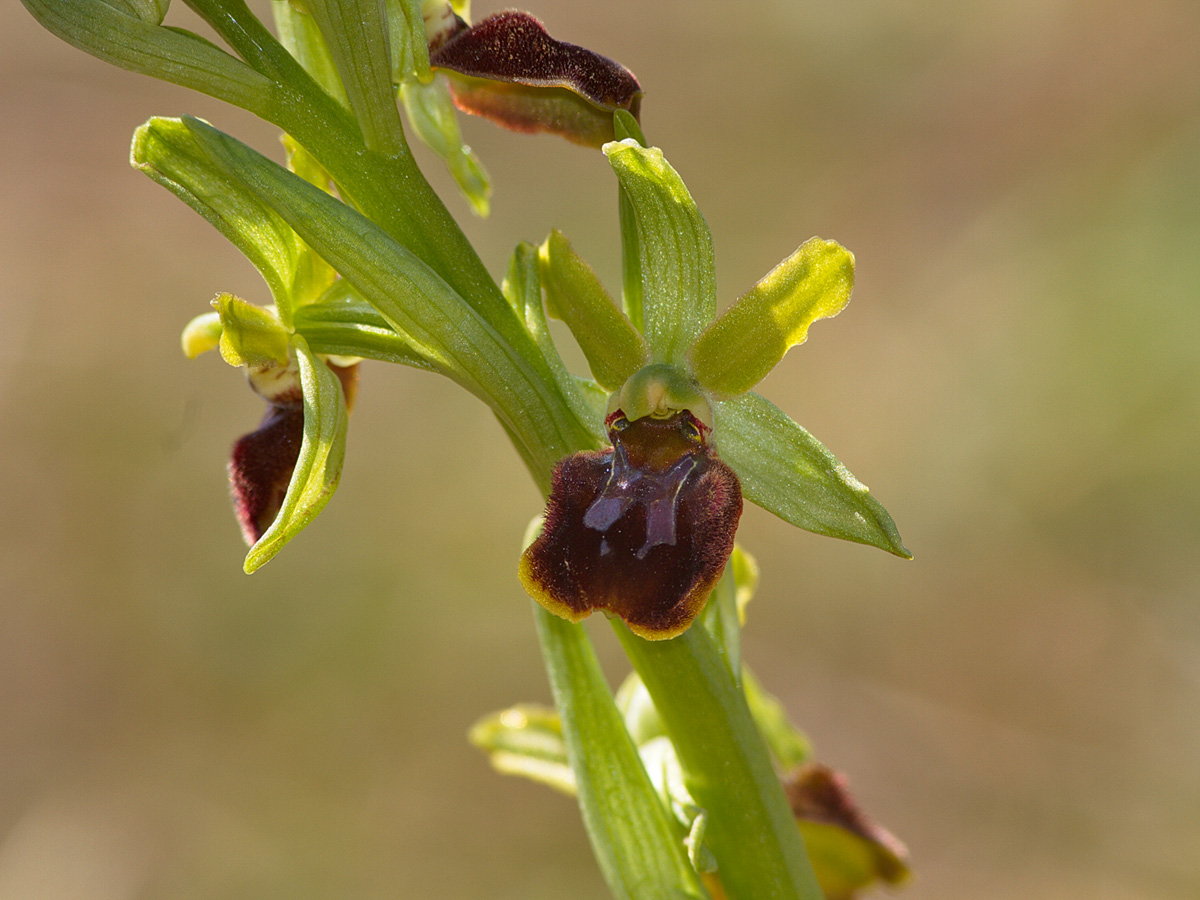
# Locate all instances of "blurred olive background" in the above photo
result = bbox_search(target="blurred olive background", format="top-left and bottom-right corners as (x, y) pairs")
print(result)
(3, 0), (1199, 897)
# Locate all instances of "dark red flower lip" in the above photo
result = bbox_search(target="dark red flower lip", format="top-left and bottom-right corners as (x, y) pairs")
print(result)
(519, 410), (741, 640)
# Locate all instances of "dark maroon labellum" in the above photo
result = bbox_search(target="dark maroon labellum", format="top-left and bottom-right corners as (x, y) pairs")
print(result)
(430, 10), (643, 147)
(519, 411), (742, 640)
(230, 399), (304, 545)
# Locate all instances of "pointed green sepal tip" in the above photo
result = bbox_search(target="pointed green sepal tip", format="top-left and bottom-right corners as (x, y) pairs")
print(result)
(612, 108), (647, 147)
(399, 77), (492, 217)
(689, 237), (855, 398)
(538, 229), (648, 390)
(213, 293), (290, 369)
(241, 336), (350, 574)
(715, 392), (910, 558)
(603, 140), (716, 366)
(181, 310), (223, 359)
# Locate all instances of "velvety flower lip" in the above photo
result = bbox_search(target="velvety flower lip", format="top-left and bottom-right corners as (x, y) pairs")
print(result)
(520, 409), (742, 641)
(230, 392), (304, 544)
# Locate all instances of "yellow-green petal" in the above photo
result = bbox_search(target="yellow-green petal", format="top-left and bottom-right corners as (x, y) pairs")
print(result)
(181, 310), (223, 359)
(213, 293), (290, 368)
(399, 77), (492, 217)
(689, 238), (854, 398)
(539, 230), (649, 390)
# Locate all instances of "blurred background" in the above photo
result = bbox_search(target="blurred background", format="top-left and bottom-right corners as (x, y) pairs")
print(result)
(3, 0), (1198, 897)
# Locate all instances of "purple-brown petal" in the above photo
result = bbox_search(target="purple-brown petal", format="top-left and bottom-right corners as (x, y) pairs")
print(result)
(430, 10), (642, 147)
(519, 412), (742, 640)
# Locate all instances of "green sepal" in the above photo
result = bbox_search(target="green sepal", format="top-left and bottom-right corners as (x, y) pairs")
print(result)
(385, 0), (431, 85)
(743, 668), (814, 770)
(20, 0), (272, 113)
(538, 229), (649, 390)
(613, 108), (647, 146)
(689, 238), (855, 398)
(272, 0), (350, 106)
(301, 0), (408, 154)
(132, 117), (304, 325)
(213, 293), (290, 368)
(611, 112), (646, 330)
(714, 392), (910, 557)
(534, 609), (710, 900)
(502, 243), (607, 449)
(244, 335), (348, 573)
(604, 140), (716, 365)
(103, 0), (169, 24)
(468, 704), (575, 796)
(399, 77), (492, 217)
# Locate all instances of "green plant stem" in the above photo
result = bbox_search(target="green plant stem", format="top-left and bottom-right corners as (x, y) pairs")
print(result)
(534, 608), (708, 900)
(186, 0), (513, 331)
(613, 622), (824, 900)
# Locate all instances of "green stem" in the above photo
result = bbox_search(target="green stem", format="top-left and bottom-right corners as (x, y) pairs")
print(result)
(186, 0), (511, 331)
(534, 608), (708, 900)
(613, 623), (823, 900)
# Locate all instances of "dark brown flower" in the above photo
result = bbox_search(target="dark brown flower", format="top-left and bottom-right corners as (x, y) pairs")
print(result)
(784, 763), (911, 899)
(229, 359), (358, 545)
(519, 410), (741, 639)
(430, 10), (642, 147)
